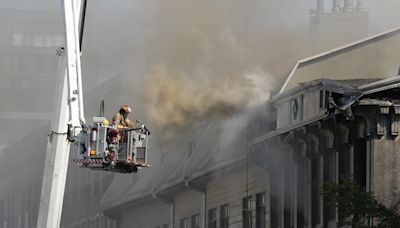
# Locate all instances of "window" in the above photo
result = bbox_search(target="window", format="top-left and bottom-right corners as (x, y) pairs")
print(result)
(256, 193), (266, 228)
(354, 138), (367, 191)
(325, 91), (330, 109)
(312, 157), (321, 227)
(291, 98), (299, 120)
(54, 36), (63, 46)
(46, 36), (54, 47)
(191, 214), (200, 228)
(270, 192), (279, 228)
(31, 55), (57, 75)
(180, 218), (188, 228)
(3, 56), (20, 74)
(220, 204), (229, 228)
(297, 161), (306, 228)
(208, 208), (217, 228)
(34, 35), (44, 47)
(324, 150), (337, 224)
(12, 34), (23, 46)
(242, 197), (253, 228)
(319, 90), (325, 108)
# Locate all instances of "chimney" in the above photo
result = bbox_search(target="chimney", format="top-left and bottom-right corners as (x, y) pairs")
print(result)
(343, 0), (354, 12)
(356, 0), (366, 11)
(317, 0), (324, 12)
(332, 0), (341, 13)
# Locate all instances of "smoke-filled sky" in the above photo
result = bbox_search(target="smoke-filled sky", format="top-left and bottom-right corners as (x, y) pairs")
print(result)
(81, 0), (400, 131)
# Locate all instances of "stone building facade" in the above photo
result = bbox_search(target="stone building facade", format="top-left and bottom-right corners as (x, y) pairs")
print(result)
(250, 77), (400, 228)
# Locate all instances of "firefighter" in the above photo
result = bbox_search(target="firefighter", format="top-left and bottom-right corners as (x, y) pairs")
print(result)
(106, 127), (120, 166)
(106, 105), (135, 165)
(112, 104), (135, 128)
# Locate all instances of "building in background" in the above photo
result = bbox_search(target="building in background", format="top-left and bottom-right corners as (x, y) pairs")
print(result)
(0, 8), (61, 228)
(310, 0), (369, 50)
(0, 9), (61, 151)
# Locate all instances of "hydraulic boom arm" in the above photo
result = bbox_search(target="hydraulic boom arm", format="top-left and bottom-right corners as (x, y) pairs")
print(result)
(37, 0), (86, 227)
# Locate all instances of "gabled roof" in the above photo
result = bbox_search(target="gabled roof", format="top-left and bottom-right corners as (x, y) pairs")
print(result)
(359, 76), (400, 94)
(272, 78), (379, 103)
(280, 27), (400, 93)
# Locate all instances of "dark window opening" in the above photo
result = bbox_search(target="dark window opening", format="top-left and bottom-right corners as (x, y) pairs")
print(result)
(271, 190), (279, 228)
(220, 205), (229, 228)
(297, 161), (306, 228)
(284, 170), (293, 228)
(311, 157), (321, 227)
(338, 144), (352, 220)
(354, 138), (367, 191)
(180, 218), (188, 228)
(208, 208), (217, 228)
(325, 91), (330, 109)
(191, 214), (200, 228)
(291, 99), (299, 121)
(243, 197), (253, 228)
(256, 193), (266, 228)
(319, 90), (324, 108)
(324, 150), (337, 225)
(339, 145), (352, 182)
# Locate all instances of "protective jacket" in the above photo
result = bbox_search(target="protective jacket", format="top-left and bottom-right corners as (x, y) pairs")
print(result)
(112, 109), (135, 128)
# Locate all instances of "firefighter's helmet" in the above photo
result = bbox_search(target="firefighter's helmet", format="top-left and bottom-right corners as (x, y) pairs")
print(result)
(121, 104), (132, 113)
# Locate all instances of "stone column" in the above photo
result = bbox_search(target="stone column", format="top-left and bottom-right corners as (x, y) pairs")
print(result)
(283, 132), (308, 228)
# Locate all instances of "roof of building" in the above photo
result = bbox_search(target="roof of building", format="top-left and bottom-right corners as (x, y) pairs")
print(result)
(101, 106), (275, 214)
(279, 27), (400, 92)
(273, 78), (381, 102)
(100, 120), (247, 211)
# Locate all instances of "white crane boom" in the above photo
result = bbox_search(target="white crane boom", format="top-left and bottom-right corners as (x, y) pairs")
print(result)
(37, 0), (85, 227)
